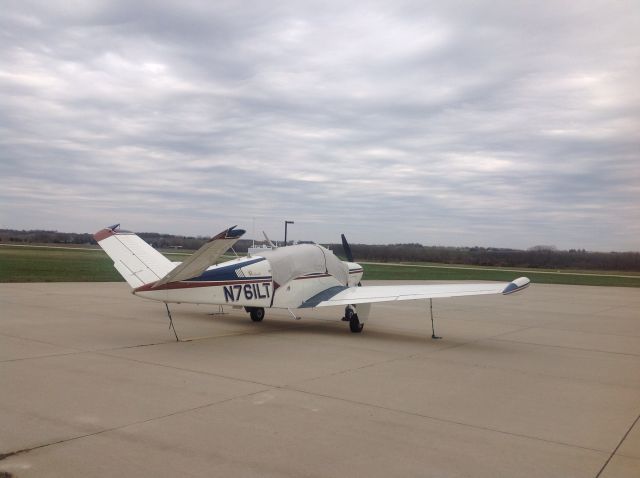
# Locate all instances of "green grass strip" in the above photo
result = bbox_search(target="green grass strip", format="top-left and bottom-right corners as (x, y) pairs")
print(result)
(1, 245), (638, 287)
(362, 263), (640, 287)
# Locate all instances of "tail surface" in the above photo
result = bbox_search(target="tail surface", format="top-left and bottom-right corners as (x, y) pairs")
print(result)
(94, 224), (175, 288)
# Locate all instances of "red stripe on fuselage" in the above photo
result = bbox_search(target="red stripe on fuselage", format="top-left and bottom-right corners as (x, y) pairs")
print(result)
(136, 269), (362, 293)
(135, 279), (272, 292)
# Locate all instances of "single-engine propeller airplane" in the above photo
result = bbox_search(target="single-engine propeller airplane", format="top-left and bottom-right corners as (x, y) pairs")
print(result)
(94, 224), (530, 339)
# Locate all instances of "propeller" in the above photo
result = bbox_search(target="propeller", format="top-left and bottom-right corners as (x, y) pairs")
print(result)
(341, 234), (361, 286)
(341, 234), (354, 262)
(263, 231), (278, 249)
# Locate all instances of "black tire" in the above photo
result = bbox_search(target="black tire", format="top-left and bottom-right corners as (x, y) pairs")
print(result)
(343, 306), (355, 322)
(249, 307), (265, 322)
(349, 314), (364, 333)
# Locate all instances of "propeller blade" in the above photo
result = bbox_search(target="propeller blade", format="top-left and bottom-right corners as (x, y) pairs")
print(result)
(341, 234), (354, 262)
(263, 231), (277, 249)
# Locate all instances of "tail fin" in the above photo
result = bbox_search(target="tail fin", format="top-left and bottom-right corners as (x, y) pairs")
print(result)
(94, 224), (175, 288)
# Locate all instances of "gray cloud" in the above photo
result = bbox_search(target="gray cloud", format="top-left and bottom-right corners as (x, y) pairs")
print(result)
(1, 0), (638, 250)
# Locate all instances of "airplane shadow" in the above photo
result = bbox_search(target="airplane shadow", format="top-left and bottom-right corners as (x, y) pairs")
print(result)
(276, 322), (449, 346)
(172, 309), (453, 347)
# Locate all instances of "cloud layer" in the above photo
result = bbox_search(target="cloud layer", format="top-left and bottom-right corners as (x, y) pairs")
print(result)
(1, 0), (638, 250)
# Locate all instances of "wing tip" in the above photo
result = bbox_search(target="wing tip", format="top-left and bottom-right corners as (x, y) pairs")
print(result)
(93, 224), (134, 242)
(212, 225), (246, 241)
(94, 224), (120, 242)
(502, 277), (530, 295)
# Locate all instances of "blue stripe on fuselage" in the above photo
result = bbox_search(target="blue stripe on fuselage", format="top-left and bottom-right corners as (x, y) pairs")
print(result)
(186, 256), (361, 283)
(188, 257), (268, 282)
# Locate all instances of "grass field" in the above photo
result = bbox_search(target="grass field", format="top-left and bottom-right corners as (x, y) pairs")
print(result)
(0, 245), (188, 283)
(1, 244), (639, 287)
(361, 263), (640, 287)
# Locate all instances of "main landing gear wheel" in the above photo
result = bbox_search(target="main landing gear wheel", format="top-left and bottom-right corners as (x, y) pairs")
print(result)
(248, 307), (265, 322)
(349, 315), (364, 333)
(344, 306), (364, 333)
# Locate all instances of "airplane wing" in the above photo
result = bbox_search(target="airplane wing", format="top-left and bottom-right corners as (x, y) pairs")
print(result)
(152, 226), (245, 288)
(301, 277), (530, 308)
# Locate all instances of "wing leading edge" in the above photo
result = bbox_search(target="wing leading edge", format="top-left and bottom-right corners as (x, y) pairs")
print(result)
(301, 277), (530, 308)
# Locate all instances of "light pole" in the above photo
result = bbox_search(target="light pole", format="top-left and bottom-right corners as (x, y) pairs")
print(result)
(284, 220), (294, 246)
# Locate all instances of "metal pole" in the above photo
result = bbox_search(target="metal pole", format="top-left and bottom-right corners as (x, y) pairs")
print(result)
(284, 220), (294, 246)
(430, 298), (442, 340)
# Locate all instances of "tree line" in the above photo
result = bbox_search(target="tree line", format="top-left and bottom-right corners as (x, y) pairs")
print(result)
(1, 229), (638, 272)
(327, 242), (640, 272)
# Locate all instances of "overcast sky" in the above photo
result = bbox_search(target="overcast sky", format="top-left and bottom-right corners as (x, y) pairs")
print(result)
(1, 1), (638, 251)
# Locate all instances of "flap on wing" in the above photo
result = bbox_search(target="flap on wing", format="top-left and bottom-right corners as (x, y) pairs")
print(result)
(306, 280), (529, 308)
(152, 225), (245, 288)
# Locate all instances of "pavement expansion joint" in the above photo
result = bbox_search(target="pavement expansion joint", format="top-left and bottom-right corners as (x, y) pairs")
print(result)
(0, 331), (87, 353)
(492, 336), (640, 357)
(406, 325), (537, 360)
(285, 386), (612, 456)
(528, 324), (640, 340)
(594, 413), (640, 478)
(92, 350), (277, 389)
(420, 353), (640, 391)
(0, 388), (273, 463)
(0, 350), (86, 364)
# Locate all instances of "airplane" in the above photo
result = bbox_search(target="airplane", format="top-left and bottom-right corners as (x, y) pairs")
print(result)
(94, 224), (530, 339)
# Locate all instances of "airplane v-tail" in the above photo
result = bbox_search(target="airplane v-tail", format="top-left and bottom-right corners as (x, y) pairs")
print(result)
(94, 224), (530, 339)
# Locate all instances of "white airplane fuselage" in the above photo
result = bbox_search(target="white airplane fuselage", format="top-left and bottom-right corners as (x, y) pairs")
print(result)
(133, 255), (364, 310)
